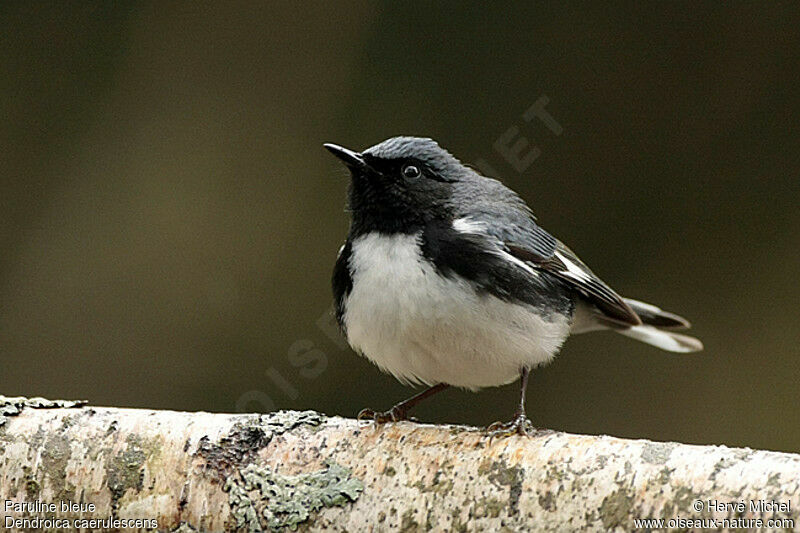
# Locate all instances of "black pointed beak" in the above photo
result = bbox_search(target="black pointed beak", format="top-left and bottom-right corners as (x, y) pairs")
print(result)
(324, 143), (366, 170)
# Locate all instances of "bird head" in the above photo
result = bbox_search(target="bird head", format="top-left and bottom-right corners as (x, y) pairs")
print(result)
(324, 137), (470, 235)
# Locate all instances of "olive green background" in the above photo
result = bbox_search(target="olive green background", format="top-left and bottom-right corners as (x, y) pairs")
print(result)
(2, 3), (798, 452)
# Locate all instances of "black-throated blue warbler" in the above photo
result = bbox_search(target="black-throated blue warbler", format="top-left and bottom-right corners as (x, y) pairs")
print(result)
(325, 137), (702, 436)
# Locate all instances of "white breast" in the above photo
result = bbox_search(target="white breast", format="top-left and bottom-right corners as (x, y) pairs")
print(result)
(342, 232), (571, 390)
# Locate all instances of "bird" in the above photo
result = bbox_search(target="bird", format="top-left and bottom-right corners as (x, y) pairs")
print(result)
(324, 136), (702, 436)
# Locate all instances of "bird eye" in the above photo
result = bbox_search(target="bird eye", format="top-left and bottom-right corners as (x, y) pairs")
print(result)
(402, 165), (421, 179)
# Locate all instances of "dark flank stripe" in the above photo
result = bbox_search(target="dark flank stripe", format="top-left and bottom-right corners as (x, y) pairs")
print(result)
(420, 222), (574, 319)
(332, 240), (353, 332)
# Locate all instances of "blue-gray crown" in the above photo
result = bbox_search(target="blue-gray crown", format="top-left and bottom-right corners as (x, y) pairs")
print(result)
(364, 136), (465, 174)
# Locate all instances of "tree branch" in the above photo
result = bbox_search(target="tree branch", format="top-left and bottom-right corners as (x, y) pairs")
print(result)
(0, 396), (798, 531)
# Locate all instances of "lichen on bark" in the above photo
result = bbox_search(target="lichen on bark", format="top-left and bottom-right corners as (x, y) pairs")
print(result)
(1, 402), (799, 531)
(224, 461), (363, 531)
(195, 410), (325, 480)
(0, 395), (86, 426)
(106, 434), (149, 511)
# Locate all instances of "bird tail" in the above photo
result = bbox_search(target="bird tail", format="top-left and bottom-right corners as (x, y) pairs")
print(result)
(615, 298), (703, 353)
(616, 325), (703, 353)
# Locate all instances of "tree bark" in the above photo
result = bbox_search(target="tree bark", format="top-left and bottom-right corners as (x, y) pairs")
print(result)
(0, 395), (798, 532)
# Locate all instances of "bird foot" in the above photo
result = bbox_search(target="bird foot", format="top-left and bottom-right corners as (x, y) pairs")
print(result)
(485, 413), (536, 439)
(357, 406), (411, 424)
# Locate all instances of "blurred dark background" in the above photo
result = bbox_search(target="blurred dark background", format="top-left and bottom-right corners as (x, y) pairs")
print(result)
(1, 2), (798, 452)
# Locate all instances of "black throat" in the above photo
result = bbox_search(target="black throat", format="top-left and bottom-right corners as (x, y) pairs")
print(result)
(347, 183), (440, 237)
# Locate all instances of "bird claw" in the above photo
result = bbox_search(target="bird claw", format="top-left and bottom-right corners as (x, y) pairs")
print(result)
(485, 414), (536, 440)
(357, 406), (407, 424)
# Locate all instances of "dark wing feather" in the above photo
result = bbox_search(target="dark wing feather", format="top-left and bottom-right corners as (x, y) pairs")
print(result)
(462, 210), (641, 326)
(510, 241), (641, 326)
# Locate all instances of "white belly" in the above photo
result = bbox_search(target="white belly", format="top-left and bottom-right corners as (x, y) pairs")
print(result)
(342, 232), (571, 390)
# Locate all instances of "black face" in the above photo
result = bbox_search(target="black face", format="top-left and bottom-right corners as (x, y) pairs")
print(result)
(325, 137), (464, 236)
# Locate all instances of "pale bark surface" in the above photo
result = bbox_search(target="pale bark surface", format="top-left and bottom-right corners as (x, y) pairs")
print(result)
(0, 395), (798, 531)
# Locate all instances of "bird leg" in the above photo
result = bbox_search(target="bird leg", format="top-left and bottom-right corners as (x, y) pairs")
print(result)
(358, 383), (449, 423)
(486, 367), (535, 437)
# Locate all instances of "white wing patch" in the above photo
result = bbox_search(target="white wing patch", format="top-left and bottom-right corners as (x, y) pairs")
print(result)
(498, 250), (538, 276)
(452, 217), (487, 234)
(453, 218), (538, 276)
(554, 251), (591, 282)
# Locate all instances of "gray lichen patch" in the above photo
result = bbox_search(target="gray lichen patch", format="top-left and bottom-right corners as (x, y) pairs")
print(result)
(224, 461), (363, 532)
(538, 490), (556, 512)
(105, 434), (147, 512)
(196, 410), (325, 480)
(41, 432), (74, 499)
(478, 458), (525, 515)
(260, 410), (324, 437)
(599, 487), (635, 530)
(671, 485), (700, 513)
(0, 395), (86, 427)
(640, 441), (677, 465)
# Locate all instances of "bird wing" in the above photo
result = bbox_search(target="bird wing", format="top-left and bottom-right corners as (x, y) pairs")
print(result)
(456, 213), (641, 326)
